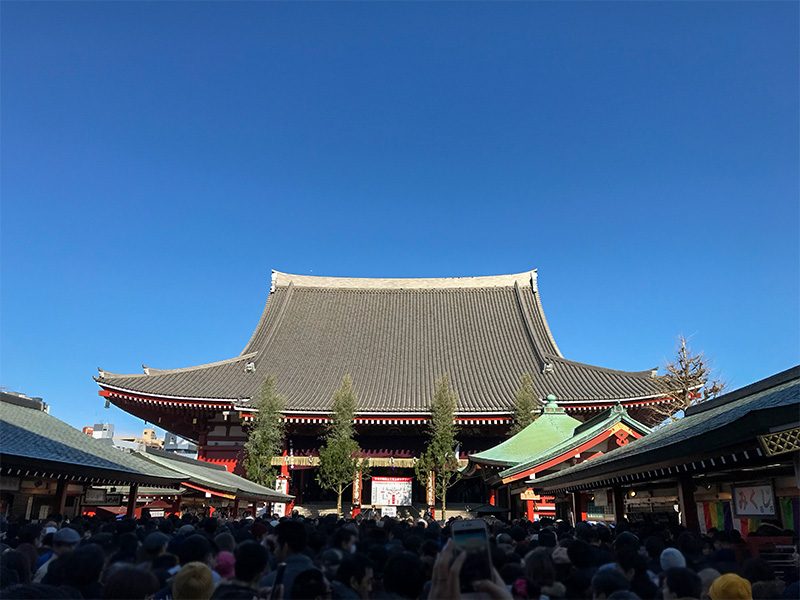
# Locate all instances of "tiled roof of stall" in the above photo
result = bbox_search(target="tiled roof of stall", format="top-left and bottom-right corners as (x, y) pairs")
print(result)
(529, 366), (800, 491)
(136, 448), (294, 502)
(96, 270), (670, 413)
(0, 393), (183, 486)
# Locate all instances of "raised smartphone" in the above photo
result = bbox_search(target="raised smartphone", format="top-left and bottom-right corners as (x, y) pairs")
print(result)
(451, 519), (492, 593)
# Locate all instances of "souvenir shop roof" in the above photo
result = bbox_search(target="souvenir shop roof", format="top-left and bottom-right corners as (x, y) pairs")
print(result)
(96, 270), (671, 414)
(529, 366), (800, 493)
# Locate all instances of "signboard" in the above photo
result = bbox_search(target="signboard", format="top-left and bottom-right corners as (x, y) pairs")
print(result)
(0, 477), (20, 492)
(105, 494), (123, 506)
(371, 477), (412, 506)
(274, 477), (289, 517)
(426, 471), (435, 506)
(381, 506), (397, 518)
(149, 509), (165, 518)
(84, 488), (106, 504)
(732, 483), (776, 517)
(353, 471), (362, 507)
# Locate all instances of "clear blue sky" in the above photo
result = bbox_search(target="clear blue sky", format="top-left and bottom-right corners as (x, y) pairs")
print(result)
(2, 2), (797, 437)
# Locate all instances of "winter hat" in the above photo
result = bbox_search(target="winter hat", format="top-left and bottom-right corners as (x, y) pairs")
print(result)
(215, 551), (235, 579)
(53, 527), (80, 545)
(660, 548), (687, 571)
(709, 573), (752, 600)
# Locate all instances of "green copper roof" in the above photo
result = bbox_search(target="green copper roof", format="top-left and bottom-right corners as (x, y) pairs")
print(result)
(469, 400), (581, 468)
(497, 403), (650, 480)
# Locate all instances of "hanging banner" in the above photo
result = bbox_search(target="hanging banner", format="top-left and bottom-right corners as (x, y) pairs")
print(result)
(426, 471), (436, 506)
(274, 477), (289, 517)
(732, 483), (776, 517)
(353, 471), (362, 507)
(371, 477), (412, 506)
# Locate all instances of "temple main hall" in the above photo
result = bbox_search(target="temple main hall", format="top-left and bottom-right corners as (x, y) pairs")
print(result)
(95, 270), (671, 507)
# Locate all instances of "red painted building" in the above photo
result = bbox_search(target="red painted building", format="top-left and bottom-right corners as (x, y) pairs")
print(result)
(95, 270), (672, 507)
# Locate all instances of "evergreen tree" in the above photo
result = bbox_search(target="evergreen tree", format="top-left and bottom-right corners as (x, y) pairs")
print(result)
(415, 374), (460, 520)
(316, 375), (369, 515)
(510, 372), (537, 434)
(243, 375), (286, 487)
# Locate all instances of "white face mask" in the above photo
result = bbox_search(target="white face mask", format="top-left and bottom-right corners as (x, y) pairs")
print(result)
(349, 544), (357, 554)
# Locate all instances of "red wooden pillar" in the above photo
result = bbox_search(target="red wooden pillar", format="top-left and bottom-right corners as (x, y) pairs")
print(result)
(526, 499), (535, 520)
(126, 484), (139, 518)
(572, 492), (588, 523)
(678, 475), (699, 533)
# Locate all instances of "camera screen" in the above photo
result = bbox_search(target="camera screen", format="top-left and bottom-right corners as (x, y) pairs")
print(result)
(453, 527), (491, 592)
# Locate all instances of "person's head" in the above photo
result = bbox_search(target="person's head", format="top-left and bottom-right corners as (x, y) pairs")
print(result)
(567, 539), (594, 569)
(178, 535), (213, 566)
(337, 553), (373, 600)
(607, 592), (641, 600)
(173, 562), (214, 600)
(592, 568), (631, 600)
(740, 558), (775, 585)
(697, 568), (721, 600)
(644, 536), (665, 561)
(524, 548), (556, 584)
(52, 527), (80, 557)
(62, 543), (105, 588)
(614, 532), (640, 554)
(660, 548), (686, 572)
(382, 552), (425, 600)
(274, 520), (307, 561)
(0, 551), (31, 587)
(290, 568), (332, 600)
(142, 532), (170, 560)
(332, 528), (357, 554)
(234, 541), (268, 584)
(103, 565), (159, 599)
(213, 532), (235, 554)
(708, 573), (752, 600)
(664, 567), (701, 600)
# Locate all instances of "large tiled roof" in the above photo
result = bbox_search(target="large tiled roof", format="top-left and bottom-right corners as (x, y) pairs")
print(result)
(96, 270), (669, 413)
(530, 366), (800, 491)
(0, 395), (183, 486)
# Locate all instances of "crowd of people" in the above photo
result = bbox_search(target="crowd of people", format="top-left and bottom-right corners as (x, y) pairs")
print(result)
(0, 509), (797, 600)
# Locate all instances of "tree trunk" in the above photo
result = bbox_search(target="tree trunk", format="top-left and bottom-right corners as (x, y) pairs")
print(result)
(441, 479), (447, 521)
(337, 483), (343, 516)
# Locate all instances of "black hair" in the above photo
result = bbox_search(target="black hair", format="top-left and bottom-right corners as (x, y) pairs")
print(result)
(337, 553), (373, 588)
(591, 568), (631, 598)
(568, 539), (593, 569)
(665, 567), (701, 599)
(290, 568), (329, 600)
(382, 552), (425, 600)
(178, 534), (212, 566)
(104, 566), (159, 599)
(276, 520), (307, 554)
(234, 541), (269, 582)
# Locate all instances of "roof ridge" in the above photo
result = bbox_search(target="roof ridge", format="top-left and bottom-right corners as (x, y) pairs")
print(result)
(98, 353), (257, 379)
(271, 269), (538, 290)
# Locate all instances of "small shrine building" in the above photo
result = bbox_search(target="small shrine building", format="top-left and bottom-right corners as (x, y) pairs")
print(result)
(463, 397), (650, 520)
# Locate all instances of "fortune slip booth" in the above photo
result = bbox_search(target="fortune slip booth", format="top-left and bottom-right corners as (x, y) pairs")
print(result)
(530, 367), (799, 572)
(0, 392), (293, 520)
(0, 392), (182, 519)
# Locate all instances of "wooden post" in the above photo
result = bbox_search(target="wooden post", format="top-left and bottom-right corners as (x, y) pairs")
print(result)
(612, 485), (625, 524)
(526, 499), (535, 520)
(678, 475), (699, 533)
(54, 480), (69, 516)
(126, 484), (138, 518)
(232, 498), (240, 520)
